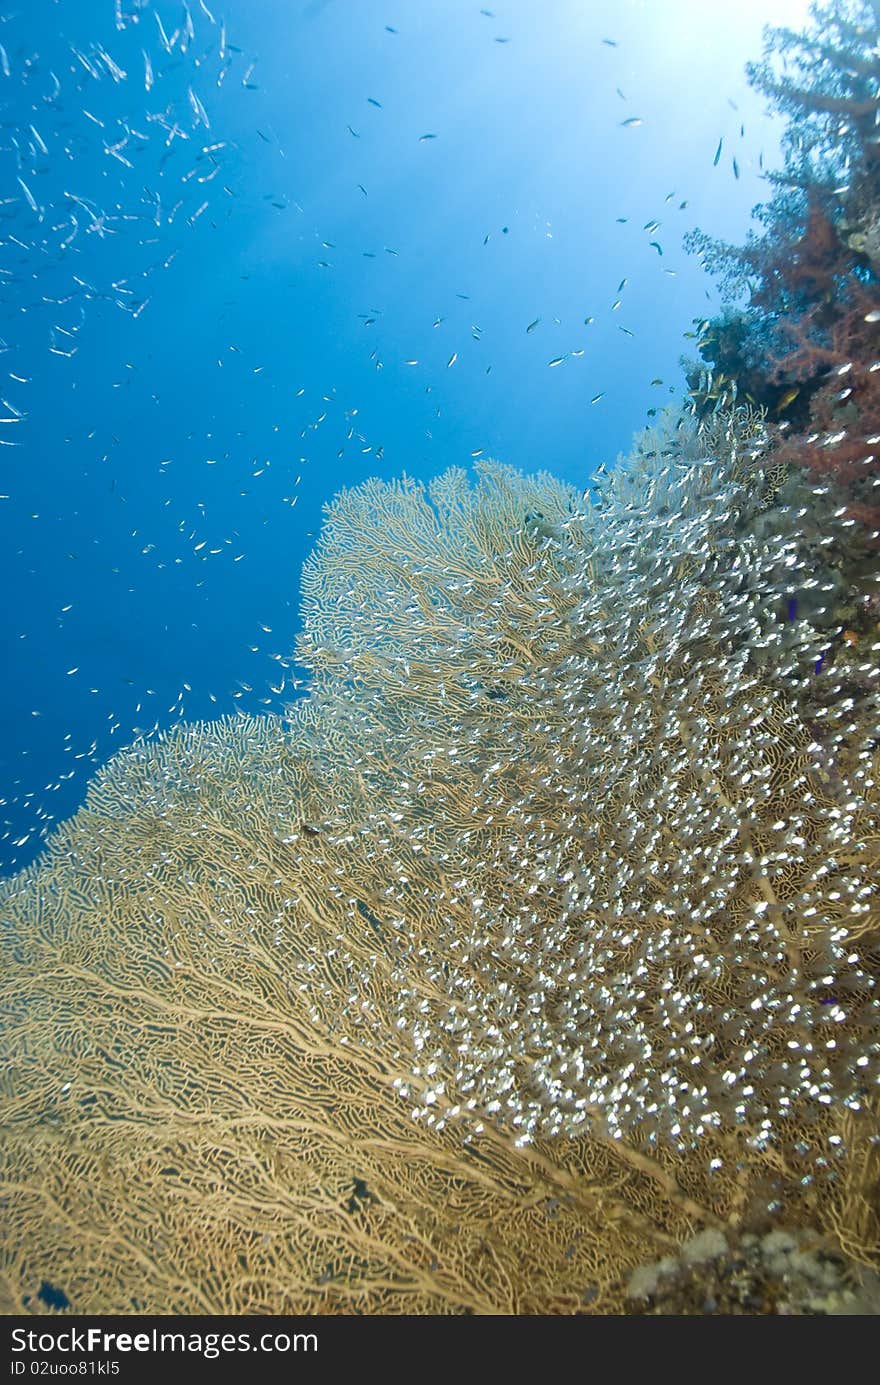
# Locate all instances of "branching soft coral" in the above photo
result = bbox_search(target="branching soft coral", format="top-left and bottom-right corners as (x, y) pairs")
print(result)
(745, 0), (880, 181)
(685, 1), (880, 539)
(769, 274), (880, 514)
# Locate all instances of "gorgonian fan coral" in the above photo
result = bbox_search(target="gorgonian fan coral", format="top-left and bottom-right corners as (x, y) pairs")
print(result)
(1, 412), (877, 1317)
(295, 425), (879, 1157)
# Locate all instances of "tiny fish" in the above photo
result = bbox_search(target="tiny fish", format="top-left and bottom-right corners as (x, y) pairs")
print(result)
(590, 393), (604, 404)
(447, 352), (457, 367)
(732, 156), (740, 179)
(367, 97), (382, 107)
(419, 133), (438, 140)
(188, 87), (210, 128)
(650, 240), (662, 254)
(17, 178), (38, 214)
(97, 46), (126, 82)
(713, 136), (723, 166)
(548, 356), (567, 367)
(620, 117), (642, 128)
(527, 317), (541, 333)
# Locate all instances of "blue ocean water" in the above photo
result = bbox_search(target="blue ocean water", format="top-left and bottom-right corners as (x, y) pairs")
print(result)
(1, 0), (805, 873)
